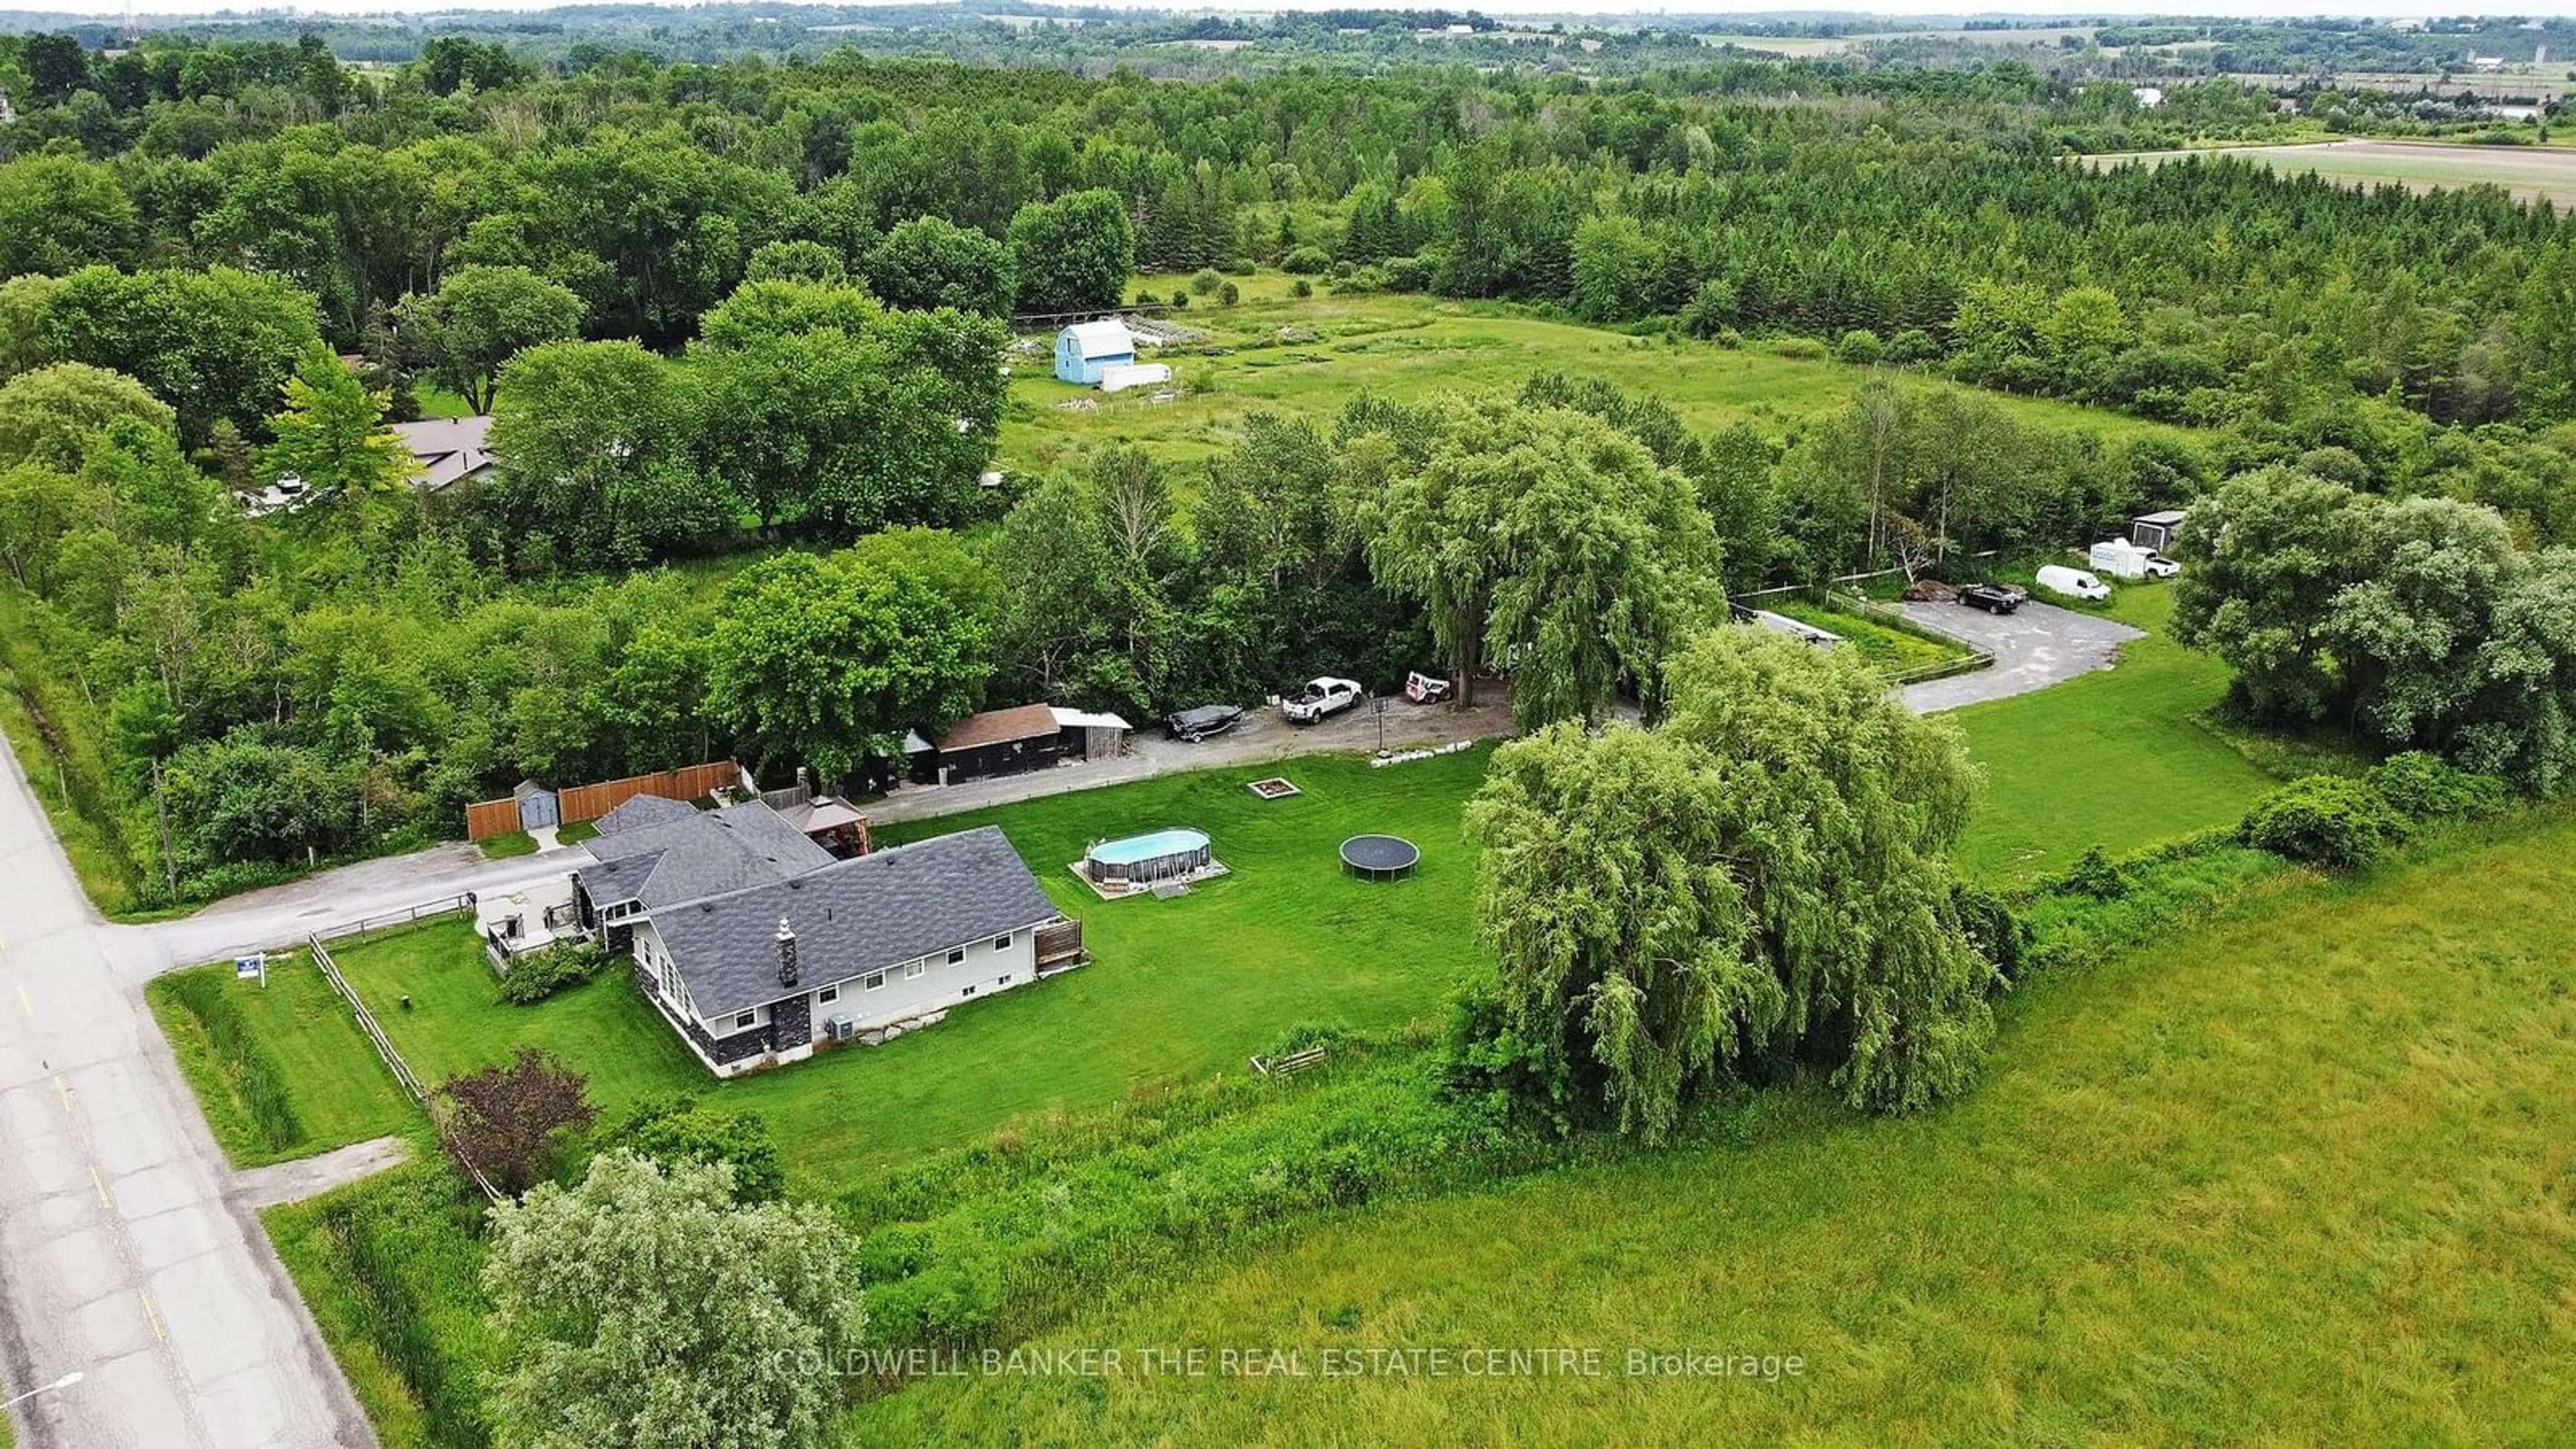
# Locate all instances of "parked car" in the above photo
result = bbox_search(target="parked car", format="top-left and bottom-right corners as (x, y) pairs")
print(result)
(2137, 549), (2182, 580)
(1403, 669), (1452, 704)
(1959, 583), (2026, 615)
(1280, 676), (1362, 724)
(1163, 703), (1245, 742)
(2035, 565), (2112, 602)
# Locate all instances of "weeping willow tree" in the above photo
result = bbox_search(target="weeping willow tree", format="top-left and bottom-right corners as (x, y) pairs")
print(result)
(1462, 627), (1995, 1140)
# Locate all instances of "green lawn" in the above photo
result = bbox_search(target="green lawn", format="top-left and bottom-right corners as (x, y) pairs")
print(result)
(1004, 286), (2192, 476)
(145, 951), (419, 1167)
(1951, 585), (2282, 880)
(323, 749), (1495, 1183)
(852, 804), (2576, 1444)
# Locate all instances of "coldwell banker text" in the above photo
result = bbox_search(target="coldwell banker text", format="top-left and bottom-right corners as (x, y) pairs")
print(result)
(785, 1346), (1808, 1381)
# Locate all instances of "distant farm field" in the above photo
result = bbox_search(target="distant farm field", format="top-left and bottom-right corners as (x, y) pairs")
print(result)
(1000, 286), (2191, 476)
(2084, 140), (2576, 209)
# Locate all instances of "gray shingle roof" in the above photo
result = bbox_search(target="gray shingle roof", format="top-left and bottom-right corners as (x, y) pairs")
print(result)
(649, 826), (1057, 1019)
(579, 800), (835, 912)
(592, 792), (699, 837)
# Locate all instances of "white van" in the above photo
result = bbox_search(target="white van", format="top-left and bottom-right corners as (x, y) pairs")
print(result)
(2035, 565), (2112, 602)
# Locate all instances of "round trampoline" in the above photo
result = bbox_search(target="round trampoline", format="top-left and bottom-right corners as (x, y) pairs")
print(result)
(1340, 834), (1421, 881)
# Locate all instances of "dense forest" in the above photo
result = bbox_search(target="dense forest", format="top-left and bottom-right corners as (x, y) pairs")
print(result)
(5, 25), (2576, 904)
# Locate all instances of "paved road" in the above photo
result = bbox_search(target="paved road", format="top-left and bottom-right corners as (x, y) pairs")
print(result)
(1898, 599), (2145, 714)
(0, 731), (374, 1445)
(133, 842), (576, 983)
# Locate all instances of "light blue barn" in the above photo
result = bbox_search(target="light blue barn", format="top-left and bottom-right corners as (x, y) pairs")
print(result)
(1054, 320), (1136, 384)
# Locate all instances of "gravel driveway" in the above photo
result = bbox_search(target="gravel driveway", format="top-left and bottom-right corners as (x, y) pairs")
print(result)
(1898, 600), (2145, 714)
(864, 685), (1517, 826)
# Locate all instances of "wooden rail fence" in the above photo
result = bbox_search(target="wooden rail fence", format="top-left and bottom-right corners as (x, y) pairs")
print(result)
(308, 922), (502, 1205)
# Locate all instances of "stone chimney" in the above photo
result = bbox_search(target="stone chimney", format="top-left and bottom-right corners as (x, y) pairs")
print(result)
(776, 916), (799, 988)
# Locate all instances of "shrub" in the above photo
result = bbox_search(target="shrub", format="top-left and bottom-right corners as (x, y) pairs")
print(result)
(2051, 844), (2134, 901)
(1218, 280), (1239, 306)
(1833, 329), (1886, 365)
(1281, 246), (1331, 275)
(1888, 327), (1943, 364)
(496, 943), (608, 1005)
(435, 1048), (595, 1195)
(605, 1095), (786, 1203)
(1383, 254), (1433, 291)
(1170, 291), (1189, 309)
(1291, 278), (1313, 299)
(1952, 881), (2031, 984)
(2367, 751), (2510, 823)
(2241, 775), (2400, 869)
(1188, 267), (1222, 296)
(1770, 335), (1829, 361)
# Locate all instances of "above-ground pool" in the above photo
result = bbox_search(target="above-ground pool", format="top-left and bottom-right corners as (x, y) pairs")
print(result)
(1085, 828), (1214, 885)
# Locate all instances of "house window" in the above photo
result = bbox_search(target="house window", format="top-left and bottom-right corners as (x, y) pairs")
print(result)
(946, 947), (966, 965)
(817, 984), (839, 1005)
(865, 972), (885, 991)
(904, 961), (925, 981)
(994, 934), (1012, 951)
(962, 985), (977, 997)
(999, 974), (1013, 987)
(732, 1010), (756, 1031)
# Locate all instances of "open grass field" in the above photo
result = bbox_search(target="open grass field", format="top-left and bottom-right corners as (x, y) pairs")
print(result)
(2084, 140), (2576, 209)
(1003, 285), (2192, 477)
(146, 951), (419, 1167)
(851, 803), (2576, 1444)
(309, 748), (1494, 1182)
(1949, 585), (2281, 879)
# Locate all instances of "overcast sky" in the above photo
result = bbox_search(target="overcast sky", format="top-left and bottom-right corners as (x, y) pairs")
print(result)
(29, 1), (2576, 23)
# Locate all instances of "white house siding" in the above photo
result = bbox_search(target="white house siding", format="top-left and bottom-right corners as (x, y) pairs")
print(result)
(802, 922), (1046, 1038)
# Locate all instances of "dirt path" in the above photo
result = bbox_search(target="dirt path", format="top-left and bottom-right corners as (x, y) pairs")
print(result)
(229, 1138), (409, 1213)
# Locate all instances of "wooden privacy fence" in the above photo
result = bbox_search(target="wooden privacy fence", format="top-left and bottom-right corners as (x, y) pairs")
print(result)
(556, 761), (742, 825)
(309, 926), (502, 1205)
(465, 760), (743, 841)
(462, 798), (519, 841)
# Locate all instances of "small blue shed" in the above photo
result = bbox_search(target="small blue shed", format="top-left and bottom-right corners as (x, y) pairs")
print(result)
(1055, 320), (1136, 384)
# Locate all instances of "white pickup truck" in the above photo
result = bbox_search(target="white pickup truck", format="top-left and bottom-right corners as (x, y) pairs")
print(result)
(1280, 676), (1362, 724)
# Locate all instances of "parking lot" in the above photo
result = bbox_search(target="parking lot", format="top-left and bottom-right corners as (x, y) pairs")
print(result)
(1898, 598), (2145, 713)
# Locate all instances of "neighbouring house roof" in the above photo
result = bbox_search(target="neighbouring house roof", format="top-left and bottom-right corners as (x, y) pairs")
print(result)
(1049, 708), (1132, 732)
(1059, 321), (1134, 358)
(902, 730), (934, 755)
(937, 703), (1062, 752)
(651, 826), (1058, 1019)
(390, 416), (496, 491)
(580, 800), (835, 911)
(592, 792), (698, 837)
(2133, 508), (2190, 527)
